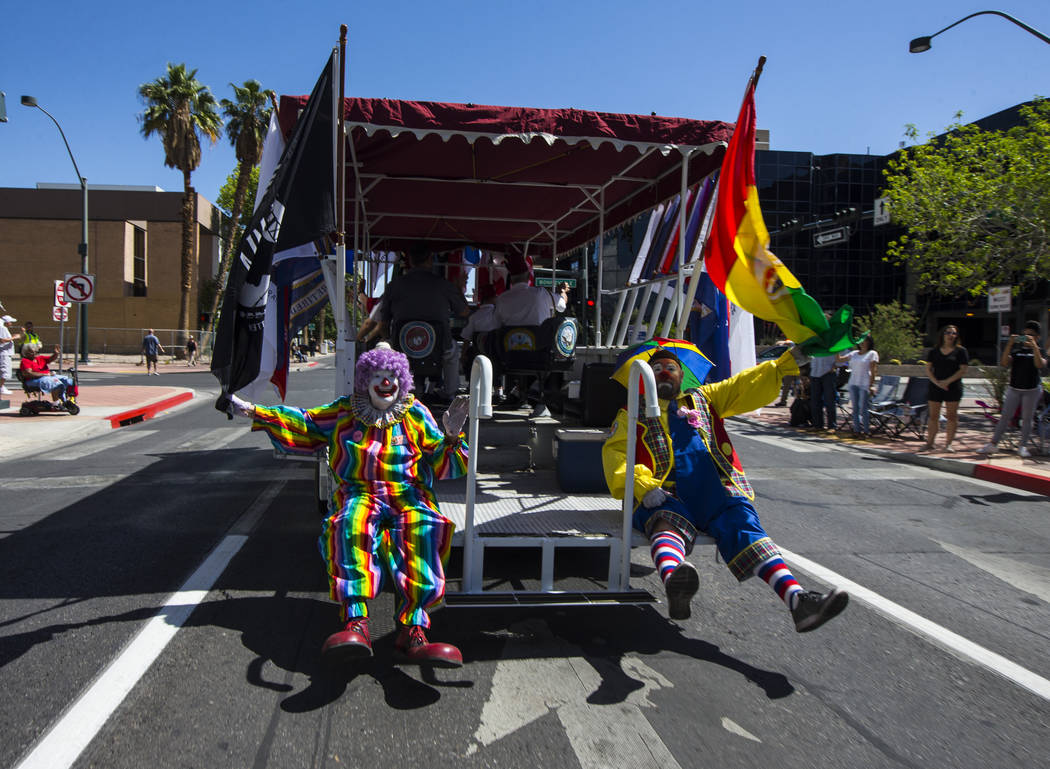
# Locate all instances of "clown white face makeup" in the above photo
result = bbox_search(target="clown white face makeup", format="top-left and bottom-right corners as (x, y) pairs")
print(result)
(368, 369), (400, 410)
(650, 358), (683, 400)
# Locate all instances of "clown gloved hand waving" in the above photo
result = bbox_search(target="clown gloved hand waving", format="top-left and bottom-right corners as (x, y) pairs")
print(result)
(441, 394), (470, 438)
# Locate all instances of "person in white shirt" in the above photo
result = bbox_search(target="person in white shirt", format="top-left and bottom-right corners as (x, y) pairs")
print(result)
(0, 314), (21, 395)
(494, 272), (555, 327)
(838, 337), (879, 435)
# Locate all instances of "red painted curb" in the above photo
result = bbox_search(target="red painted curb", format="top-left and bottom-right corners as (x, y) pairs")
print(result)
(107, 391), (194, 428)
(973, 463), (1050, 497)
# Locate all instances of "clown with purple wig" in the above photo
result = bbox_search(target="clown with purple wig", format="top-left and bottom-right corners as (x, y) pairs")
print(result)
(217, 344), (470, 667)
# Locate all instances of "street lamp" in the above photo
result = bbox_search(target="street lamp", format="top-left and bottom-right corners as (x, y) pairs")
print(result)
(21, 95), (90, 365)
(909, 10), (1050, 53)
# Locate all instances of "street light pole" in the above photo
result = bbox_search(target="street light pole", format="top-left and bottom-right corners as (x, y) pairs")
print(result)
(20, 95), (90, 365)
(909, 10), (1050, 53)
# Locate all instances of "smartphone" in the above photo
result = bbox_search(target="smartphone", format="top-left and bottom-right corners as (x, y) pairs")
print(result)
(1013, 335), (1028, 343)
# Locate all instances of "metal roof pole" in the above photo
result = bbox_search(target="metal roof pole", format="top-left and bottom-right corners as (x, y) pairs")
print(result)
(330, 30), (353, 397)
(595, 188), (605, 346)
(606, 287), (629, 344)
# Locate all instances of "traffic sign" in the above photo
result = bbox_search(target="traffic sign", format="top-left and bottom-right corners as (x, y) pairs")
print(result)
(52, 306), (69, 322)
(987, 285), (1011, 313)
(813, 227), (848, 248)
(64, 273), (95, 303)
(54, 279), (71, 308)
(873, 197), (890, 226)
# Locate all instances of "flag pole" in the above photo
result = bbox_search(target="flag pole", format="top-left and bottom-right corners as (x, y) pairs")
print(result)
(681, 56), (766, 338)
(334, 24), (352, 396)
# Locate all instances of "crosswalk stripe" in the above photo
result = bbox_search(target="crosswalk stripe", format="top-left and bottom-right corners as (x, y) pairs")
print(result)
(42, 430), (158, 461)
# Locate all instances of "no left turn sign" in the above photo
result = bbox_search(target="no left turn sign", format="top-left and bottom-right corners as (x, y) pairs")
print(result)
(64, 273), (95, 303)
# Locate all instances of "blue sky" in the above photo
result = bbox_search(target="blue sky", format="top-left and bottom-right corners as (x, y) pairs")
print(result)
(2, 1), (1047, 207)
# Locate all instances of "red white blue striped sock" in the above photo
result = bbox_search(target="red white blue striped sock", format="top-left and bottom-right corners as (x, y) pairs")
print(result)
(650, 530), (687, 583)
(755, 557), (803, 610)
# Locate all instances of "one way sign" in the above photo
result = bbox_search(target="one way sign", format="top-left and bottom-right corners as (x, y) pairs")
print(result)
(813, 227), (848, 248)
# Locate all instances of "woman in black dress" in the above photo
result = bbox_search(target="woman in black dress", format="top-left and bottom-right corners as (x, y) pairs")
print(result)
(924, 324), (969, 451)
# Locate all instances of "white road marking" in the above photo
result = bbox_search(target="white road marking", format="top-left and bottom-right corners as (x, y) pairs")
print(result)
(13, 481), (285, 769)
(781, 547), (1050, 702)
(934, 540), (1050, 605)
(468, 619), (680, 768)
(0, 467), (311, 491)
(721, 717), (762, 743)
(731, 431), (830, 453)
(175, 427), (249, 452)
(42, 430), (159, 461)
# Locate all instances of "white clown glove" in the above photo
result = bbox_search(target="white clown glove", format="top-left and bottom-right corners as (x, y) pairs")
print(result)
(789, 345), (810, 368)
(642, 487), (668, 509)
(441, 394), (470, 437)
(216, 392), (255, 420)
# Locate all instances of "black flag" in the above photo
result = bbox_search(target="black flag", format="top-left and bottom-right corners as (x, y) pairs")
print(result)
(211, 51), (337, 394)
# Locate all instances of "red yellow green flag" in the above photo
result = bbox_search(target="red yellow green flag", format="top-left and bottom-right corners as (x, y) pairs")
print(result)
(704, 80), (860, 356)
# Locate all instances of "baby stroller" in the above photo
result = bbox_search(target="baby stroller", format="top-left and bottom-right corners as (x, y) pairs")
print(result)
(16, 367), (80, 416)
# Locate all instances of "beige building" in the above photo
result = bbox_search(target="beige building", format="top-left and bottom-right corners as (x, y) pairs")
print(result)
(0, 184), (223, 353)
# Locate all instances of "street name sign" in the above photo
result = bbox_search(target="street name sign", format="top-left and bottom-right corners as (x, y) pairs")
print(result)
(535, 277), (577, 288)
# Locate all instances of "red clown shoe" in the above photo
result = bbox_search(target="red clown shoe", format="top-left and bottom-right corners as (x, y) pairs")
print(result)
(393, 625), (463, 668)
(322, 617), (372, 661)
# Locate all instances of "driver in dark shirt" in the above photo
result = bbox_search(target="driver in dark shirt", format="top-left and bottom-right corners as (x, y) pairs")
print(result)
(380, 244), (470, 400)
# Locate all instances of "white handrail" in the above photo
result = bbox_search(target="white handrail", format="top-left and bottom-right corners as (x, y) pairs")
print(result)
(461, 354), (493, 592)
(620, 360), (661, 590)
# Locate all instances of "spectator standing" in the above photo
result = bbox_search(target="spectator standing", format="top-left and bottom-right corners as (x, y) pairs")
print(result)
(21, 321), (41, 355)
(977, 321), (1047, 458)
(924, 324), (969, 452)
(142, 329), (164, 376)
(838, 337), (879, 435)
(808, 352), (838, 431)
(0, 314), (21, 395)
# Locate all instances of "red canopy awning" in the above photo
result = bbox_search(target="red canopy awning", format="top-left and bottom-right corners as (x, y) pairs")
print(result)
(277, 96), (734, 256)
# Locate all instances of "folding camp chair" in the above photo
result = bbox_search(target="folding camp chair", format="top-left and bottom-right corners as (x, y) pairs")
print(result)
(866, 375), (901, 435)
(869, 376), (929, 439)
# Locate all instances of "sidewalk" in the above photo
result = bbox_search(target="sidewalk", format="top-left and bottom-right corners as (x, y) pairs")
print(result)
(0, 353), (328, 456)
(742, 398), (1050, 497)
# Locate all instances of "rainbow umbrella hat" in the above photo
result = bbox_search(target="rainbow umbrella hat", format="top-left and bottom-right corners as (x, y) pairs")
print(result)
(612, 337), (714, 393)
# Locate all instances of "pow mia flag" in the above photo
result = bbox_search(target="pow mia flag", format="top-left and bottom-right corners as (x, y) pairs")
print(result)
(211, 51), (338, 394)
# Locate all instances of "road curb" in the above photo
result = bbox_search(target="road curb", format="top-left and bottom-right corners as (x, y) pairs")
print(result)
(973, 464), (1050, 497)
(106, 391), (195, 428)
(733, 415), (1047, 496)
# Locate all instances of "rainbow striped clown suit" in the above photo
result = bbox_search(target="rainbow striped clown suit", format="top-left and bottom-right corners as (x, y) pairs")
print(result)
(252, 392), (468, 628)
(603, 350), (799, 581)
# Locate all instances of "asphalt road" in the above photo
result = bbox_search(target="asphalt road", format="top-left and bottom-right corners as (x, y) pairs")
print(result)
(1, 364), (1048, 769)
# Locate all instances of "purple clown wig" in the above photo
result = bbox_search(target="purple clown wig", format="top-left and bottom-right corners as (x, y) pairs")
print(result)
(354, 344), (414, 395)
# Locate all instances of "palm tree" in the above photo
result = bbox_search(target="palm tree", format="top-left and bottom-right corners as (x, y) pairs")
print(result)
(138, 63), (222, 344)
(207, 81), (276, 337)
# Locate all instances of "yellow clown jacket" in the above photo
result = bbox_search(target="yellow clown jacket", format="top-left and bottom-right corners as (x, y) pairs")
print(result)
(602, 350), (799, 505)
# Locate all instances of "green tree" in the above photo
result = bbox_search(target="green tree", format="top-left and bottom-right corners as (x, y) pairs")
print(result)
(855, 300), (924, 364)
(882, 99), (1050, 299)
(138, 63), (222, 341)
(217, 163), (260, 222)
(207, 81), (276, 336)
